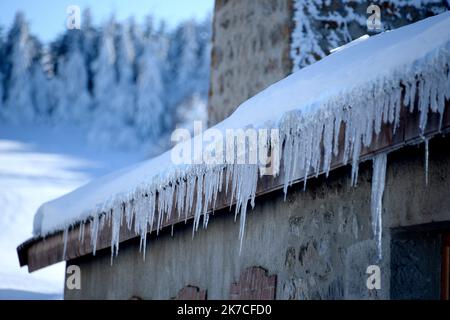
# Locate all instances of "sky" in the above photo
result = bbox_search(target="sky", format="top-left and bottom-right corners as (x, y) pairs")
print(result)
(0, 0), (214, 42)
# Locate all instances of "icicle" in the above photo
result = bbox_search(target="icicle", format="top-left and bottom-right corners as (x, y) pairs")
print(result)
(392, 84), (402, 132)
(342, 112), (352, 166)
(90, 214), (99, 256)
(167, 185), (175, 222)
(185, 175), (196, 221)
(234, 164), (259, 253)
(124, 199), (134, 230)
(78, 221), (85, 242)
(424, 137), (429, 186)
(280, 111), (298, 197)
(193, 172), (204, 234)
(202, 171), (212, 229)
(373, 88), (383, 136)
(371, 153), (387, 262)
(156, 190), (164, 235)
(351, 134), (362, 187)
(333, 113), (342, 157)
(418, 77), (430, 133)
(229, 165), (238, 211)
(212, 167), (224, 210)
(321, 117), (334, 178)
(409, 79), (417, 113)
(403, 80), (411, 109)
(289, 129), (300, 187)
(176, 179), (186, 219)
(363, 98), (375, 147)
(312, 122), (324, 178)
(270, 129), (281, 177)
(225, 164), (232, 196)
(110, 204), (122, 262)
(302, 124), (313, 191)
(437, 71), (446, 131)
(62, 227), (69, 260)
(99, 212), (106, 231)
(147, 191), (156, 234)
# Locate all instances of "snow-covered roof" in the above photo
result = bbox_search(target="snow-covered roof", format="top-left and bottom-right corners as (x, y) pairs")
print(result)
(33, 12), (450, 258)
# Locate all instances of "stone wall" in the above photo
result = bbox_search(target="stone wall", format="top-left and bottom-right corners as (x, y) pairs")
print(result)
(65, 135), (450, 299)
(207, 0), (293, 126)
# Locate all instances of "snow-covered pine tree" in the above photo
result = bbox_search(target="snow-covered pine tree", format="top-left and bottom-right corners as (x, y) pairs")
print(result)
(113, 20), (137, 132)
(89, 17), (120, 146)
(48, 19), (93, 124)
(89, 17), (142, 149)
(30, 58), (50, 122)
(170, 20), (200, 107)
(196, 16), (212, 98)
(55, 47), (91, 123)
(4, 13), (37, 123)
(135, 25), (165, 147)
(81, 8), (99, 96)
(168, 18), (211, 135)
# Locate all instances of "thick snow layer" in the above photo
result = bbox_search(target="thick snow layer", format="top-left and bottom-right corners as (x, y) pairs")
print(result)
(0, 125), (142, 297)
(33, 13), (450, 259)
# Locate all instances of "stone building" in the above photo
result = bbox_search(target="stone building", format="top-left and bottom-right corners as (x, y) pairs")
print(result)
(18, 1), (450, 299)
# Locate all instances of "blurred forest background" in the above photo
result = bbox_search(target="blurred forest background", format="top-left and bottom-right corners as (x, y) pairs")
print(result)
(0, 10), (211, 155)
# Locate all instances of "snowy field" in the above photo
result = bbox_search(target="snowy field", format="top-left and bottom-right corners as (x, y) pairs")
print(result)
(0, 125), (143, 299)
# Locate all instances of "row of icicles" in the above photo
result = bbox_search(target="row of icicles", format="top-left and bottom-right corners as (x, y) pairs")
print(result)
(62, 45), (449, 264)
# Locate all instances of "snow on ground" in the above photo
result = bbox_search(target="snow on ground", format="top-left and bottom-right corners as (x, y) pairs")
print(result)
(0, 125), (143, 299)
